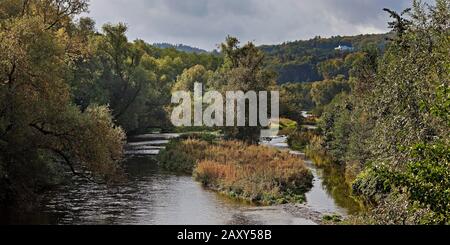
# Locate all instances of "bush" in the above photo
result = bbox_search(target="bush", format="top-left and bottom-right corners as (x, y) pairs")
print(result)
(352, 142), (450, 224)
(344, 191), (437, 225)
(157, 139), (210, 174)
(288, 129), (317, 151)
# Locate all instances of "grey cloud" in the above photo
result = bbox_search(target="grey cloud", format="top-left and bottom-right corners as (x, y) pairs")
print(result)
(85, 0), (432, 50)
(162, 0), (257, 17)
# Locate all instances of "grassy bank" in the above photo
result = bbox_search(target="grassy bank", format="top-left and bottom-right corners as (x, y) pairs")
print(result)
(285, 120), (364, 215)
(158, 139), (313, 205)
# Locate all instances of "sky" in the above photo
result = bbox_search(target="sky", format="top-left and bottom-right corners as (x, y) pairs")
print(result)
(84, 0), (429, 51)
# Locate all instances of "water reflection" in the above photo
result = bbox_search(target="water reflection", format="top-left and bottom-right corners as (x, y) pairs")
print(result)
(1, 157), (316, 225)
(263, 138), (361, 215)
(0, 134), (360, 225)
(305, 161), (361, 215)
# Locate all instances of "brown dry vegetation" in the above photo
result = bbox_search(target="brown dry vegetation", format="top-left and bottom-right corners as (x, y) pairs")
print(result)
(158, 139), (313, 205)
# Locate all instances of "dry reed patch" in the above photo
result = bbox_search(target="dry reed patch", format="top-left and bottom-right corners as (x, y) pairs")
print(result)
(194, 141), (313, 204)
(159, 139), (313, 204)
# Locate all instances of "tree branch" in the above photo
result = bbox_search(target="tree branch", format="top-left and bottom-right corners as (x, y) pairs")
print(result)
(30, 123), (75, 138)
(49, 148), (97, 183)
(114, 84), (143, 119)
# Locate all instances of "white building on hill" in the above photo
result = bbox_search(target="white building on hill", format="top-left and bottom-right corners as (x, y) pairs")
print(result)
(335, 45), (354, 52)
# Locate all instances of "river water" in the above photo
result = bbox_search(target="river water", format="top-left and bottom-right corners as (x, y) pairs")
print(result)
(0, 134), (360, 225)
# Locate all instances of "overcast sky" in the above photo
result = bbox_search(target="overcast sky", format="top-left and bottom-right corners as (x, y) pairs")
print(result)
(84, 0), (428, 51)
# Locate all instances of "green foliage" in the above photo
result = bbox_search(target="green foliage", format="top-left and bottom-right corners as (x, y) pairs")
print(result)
(277, 118), (298, 135)
(287, 128), (317, 151)
(403, 142), (450, 222)
(69, 23), (223, 133)
(318, 93), (353, 163)
(317, 58), (346, 80)
(209, 36), (277, 144)
(311, 0), (450, 224)
(344, 191), (436, 225)
(173, 65), (212, 92)
(311, 77), (351, 108)
(322, 214), (343, 223)
(69, 22), (221, 134)
(0, 0), (125, 206)
(157, 139), (210, 174)
(354, 142), (450, 224)
(279, 83), (314, 122)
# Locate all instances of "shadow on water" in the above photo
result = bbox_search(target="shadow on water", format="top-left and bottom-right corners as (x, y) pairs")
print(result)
(0, 133), (360, 225)
(262, 137), (362, 215)
(305, 162), (362, 215)
(1, 156), (316, 225)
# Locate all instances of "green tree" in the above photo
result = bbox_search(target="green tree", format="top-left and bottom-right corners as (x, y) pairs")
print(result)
(279, 83), (314, 123)
(317, 58), (346, 80)
(310, 76), (351, 108)
(0, 0), (125, 205)
(209, 36), (277, 144)
(350, 0), (450, 224)
(173, 65), (211, 92)
(311, 0), (449, 224)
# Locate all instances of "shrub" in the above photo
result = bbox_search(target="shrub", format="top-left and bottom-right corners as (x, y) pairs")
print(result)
(352, 142), (450, 224)
(157, 139), (210, 174)
(288, 129), (317, 151)
(344, 191), (437, 225)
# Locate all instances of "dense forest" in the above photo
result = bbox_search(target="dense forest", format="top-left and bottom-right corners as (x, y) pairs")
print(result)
(261, 33), (389, 84)
(0, 0), (448, 225)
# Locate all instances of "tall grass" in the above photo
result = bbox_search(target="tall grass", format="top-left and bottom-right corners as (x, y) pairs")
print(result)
(159, 139), (313, 205)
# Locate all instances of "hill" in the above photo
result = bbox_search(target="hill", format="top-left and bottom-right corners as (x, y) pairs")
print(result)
(260, 33), (390, 84)
(153, 43), (209, 54)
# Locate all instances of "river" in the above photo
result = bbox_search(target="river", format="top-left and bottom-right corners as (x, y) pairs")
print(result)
(0, 134), (360, 225)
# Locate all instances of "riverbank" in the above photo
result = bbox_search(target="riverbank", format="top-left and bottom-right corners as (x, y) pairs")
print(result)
(284, 117), (364, 221)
